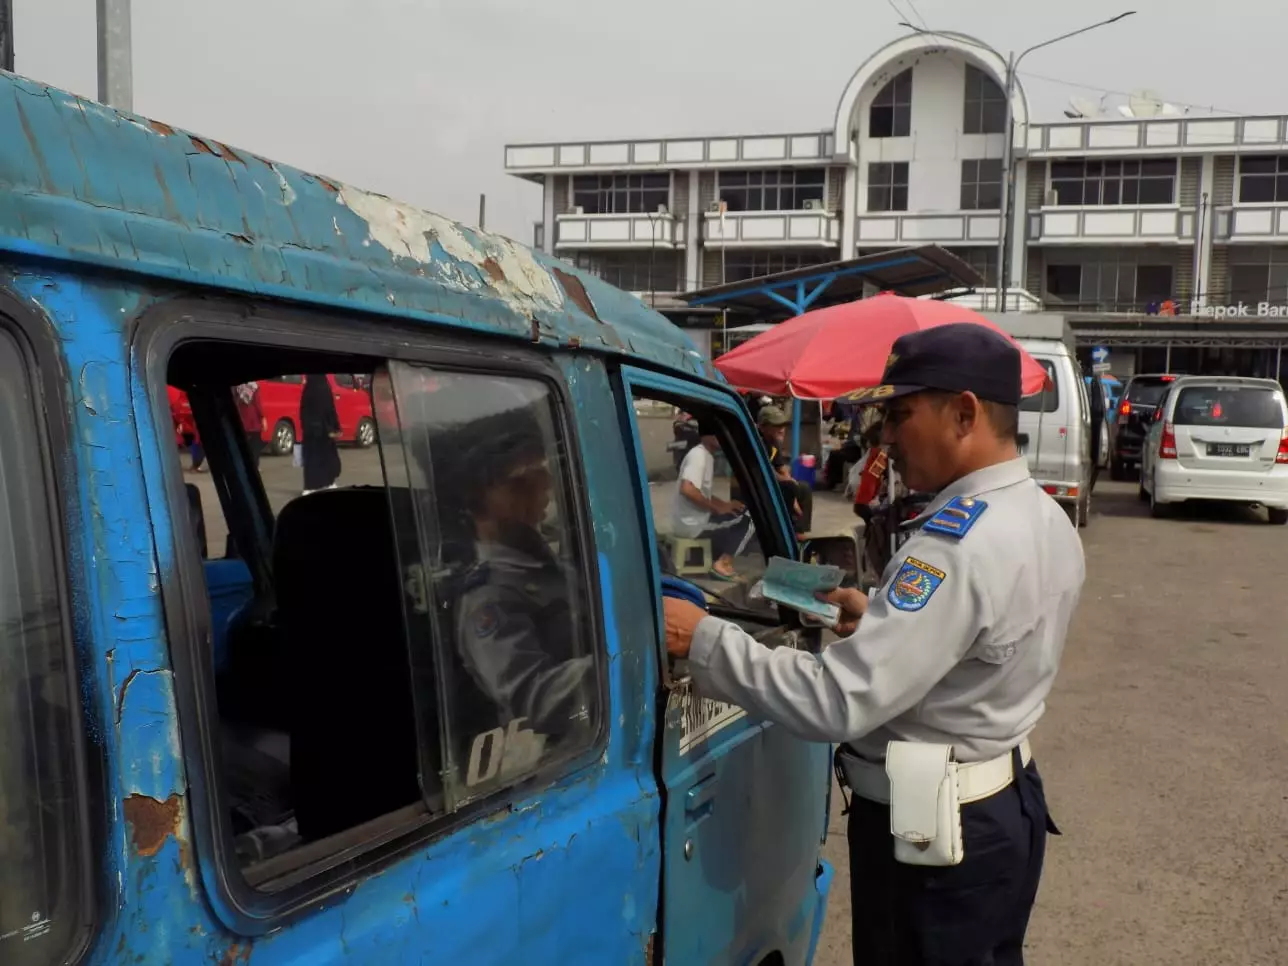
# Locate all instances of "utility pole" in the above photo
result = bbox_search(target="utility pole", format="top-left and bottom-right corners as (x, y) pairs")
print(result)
(1, 0), (14, 73)
(478, 194), (486, 231)
(993, 13), (1137, 313)
(903, 14), (1137, 314)
(97, 0), (134, 110)
(994, 49), (1016, 314)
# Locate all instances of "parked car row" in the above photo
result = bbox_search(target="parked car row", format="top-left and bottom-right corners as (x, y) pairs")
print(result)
(167, 375), (377, 454)
(1110, 373), (1178, 481)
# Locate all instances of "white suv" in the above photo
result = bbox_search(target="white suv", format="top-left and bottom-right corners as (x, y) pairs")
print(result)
(1140, 376), (1288, 524)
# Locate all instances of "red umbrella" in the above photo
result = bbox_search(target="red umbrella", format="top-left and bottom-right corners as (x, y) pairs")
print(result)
(714, 294), (1049, 399)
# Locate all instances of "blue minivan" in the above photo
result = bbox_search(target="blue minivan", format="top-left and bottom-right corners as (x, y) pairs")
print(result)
(0, 73), (836, 964)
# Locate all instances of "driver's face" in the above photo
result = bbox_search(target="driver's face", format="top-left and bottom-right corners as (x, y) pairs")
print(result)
(482, 458), (553, 529)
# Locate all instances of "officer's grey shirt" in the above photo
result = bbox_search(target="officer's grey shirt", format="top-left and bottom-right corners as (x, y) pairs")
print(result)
(688, 457), (1085, 763)
(456, 535), (594, 737)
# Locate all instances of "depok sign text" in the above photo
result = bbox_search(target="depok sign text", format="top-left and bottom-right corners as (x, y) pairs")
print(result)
(1193, 301), (1288, 319)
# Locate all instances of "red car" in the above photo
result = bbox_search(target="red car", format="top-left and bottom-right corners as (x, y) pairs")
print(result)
(258, 375), (376, 456)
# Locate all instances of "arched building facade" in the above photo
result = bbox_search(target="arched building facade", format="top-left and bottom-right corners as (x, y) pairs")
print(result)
(507, 31), (1288, 380)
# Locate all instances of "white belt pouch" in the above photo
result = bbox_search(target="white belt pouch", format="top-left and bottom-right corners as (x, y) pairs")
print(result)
(884, 741), (963, 867)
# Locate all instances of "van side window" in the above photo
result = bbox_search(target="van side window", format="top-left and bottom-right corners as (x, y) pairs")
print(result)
(377, 363), (600, 807)
(1020, 360), (1059, 414)
(627, 392), (784, 623)
(165, 343), (602, 901)
(0, 328), (89, 965)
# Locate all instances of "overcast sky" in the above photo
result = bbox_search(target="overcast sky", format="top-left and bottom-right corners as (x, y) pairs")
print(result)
(12, 0), (1278, 243)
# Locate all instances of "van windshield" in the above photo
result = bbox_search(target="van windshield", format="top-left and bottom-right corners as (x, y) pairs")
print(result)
(1019, 360), (1058, 413)
(1173, 385), (1285, 429)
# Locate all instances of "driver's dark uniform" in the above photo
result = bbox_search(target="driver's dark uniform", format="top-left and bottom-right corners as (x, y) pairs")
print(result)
(455, 523), (593, 742)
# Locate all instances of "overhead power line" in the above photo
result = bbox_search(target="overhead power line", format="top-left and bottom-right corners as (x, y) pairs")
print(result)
(1018, 69), (1247, 117)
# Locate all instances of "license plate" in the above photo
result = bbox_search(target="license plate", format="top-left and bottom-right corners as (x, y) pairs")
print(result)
(1207, 443), (1250, 457)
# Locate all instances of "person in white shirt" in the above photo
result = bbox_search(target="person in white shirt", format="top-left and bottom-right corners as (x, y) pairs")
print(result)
(672, 422), (753, 580)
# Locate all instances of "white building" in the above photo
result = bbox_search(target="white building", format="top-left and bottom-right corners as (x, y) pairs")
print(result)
(505, 31), (1288, 379)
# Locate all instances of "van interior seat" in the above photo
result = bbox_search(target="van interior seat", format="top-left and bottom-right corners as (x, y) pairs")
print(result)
(274, 486), (423, 842)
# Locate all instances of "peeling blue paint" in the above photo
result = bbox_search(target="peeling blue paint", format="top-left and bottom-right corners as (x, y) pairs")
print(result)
(0, 71), (705, 377)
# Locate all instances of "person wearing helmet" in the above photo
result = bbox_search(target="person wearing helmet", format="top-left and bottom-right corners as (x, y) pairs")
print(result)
(452, 417), (594, 744)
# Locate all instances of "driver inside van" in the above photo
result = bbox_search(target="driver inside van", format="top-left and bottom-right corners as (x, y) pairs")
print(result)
(453, 423), (594, 743)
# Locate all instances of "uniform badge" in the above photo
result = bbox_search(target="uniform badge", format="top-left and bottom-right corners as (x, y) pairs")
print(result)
(472, 603), (503, 639)
(922, 496), (987, 539)
(887, 556), (946, 612)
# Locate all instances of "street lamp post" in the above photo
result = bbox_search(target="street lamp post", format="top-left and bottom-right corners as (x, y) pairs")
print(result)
(994, 13), (1136, 313)
(1, 0), (14, 73)
(901, 14), (1136, 313)
(97, 0), (134, 110)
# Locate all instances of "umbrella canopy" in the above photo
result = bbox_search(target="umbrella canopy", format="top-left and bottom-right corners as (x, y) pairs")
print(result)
(714, 294), (1050, 399)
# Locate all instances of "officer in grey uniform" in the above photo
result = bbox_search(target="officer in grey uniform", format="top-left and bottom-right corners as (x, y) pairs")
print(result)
(664, 324), (1085, 966)
(453, 425), (594, 746)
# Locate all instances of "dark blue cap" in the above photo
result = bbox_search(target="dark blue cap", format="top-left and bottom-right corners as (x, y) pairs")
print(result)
(845, 323), (1022, 407)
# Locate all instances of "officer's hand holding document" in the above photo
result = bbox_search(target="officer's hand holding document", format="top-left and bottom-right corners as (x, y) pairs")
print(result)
(756, 557), (844, 624)
(819, 586), (867, 637)
(664, 582), (867, 658)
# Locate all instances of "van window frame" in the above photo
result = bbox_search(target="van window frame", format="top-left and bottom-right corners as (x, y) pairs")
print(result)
(133, 298), (609, 935)
(0, 291), (98, 966)
(613, 365), (803, 686)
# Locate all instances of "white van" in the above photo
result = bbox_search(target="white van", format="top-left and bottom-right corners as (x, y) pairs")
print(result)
(983, 313), (1095, 527)
(1016, 337), (1094, 527)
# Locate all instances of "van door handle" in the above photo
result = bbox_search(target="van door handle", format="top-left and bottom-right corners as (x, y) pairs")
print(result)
(685, 775), (718, 822)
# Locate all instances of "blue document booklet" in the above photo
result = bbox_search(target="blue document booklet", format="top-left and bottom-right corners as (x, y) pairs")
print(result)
(759, 557), (844, 624)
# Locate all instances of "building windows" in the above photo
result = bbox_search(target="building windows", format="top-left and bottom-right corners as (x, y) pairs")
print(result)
(1238, 156), (1288, 203)
(960, 159), (1003, 210)
(570, 251), (681, 293)
(717, 169), (825, 212)
(571, 173), (670, 214)
(869, 68), (912, 138)
(1043, 252), (1175, 311)
(944, 247), (998, 286)
(1227, 247), (1288, 304)
(963, 65), (1006, 135)
(867, 162), (909, 212)
(1049, 159), (1176, 205)
(721, 251), (833, 283)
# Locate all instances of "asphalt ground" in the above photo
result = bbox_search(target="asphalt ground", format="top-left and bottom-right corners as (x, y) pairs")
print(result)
(811, 480), (1288, 966)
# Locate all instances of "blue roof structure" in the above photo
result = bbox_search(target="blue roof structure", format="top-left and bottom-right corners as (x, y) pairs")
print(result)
(0, 72), (708, 377)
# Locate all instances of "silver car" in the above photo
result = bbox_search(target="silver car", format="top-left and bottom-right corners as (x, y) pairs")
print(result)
(1139, 375), (1288, 524)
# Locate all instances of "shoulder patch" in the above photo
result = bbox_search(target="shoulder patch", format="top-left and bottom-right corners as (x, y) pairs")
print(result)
(469, 602), (504, 639)
(887, 556), (947, 612)
(921, 496), (988, 539)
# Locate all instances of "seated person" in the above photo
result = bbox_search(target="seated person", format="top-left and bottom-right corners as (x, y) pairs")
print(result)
(822, 413), (863, 491)
(753, 405), (813, 535)
(454, 427), (594, 744)
(673, 420), (752, 581)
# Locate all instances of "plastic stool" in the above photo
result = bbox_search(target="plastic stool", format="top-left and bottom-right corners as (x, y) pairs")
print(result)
(660, 535), (713, 577)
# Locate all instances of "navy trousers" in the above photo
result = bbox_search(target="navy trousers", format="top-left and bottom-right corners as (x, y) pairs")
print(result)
(847, 751), (1058, 966)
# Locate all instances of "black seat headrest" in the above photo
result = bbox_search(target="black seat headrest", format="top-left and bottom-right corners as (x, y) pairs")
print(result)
(273, 487), (423, 841)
